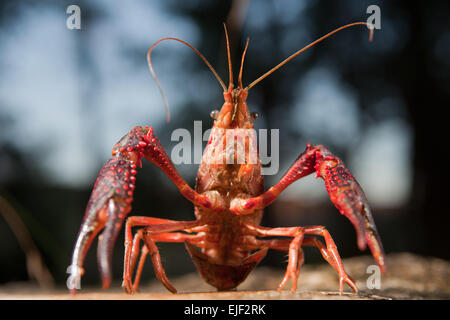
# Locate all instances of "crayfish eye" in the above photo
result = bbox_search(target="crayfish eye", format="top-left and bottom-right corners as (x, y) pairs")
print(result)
(250, 112), (259, 121)
(210, 109), (219, 120)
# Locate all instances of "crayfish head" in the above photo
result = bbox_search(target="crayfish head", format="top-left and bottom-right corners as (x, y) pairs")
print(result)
(211, 87), (258, 129)
(211, 28), (257, 129)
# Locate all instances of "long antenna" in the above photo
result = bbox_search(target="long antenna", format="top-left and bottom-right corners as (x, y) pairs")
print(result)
(238, 37), (250, 89)
(147, 37), (227, 122)
(246, 22), (374, 90)
(223, 23), (233, 90)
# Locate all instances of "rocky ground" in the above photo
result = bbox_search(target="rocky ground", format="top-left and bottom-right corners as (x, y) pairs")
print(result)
(0, 253), (449, 300)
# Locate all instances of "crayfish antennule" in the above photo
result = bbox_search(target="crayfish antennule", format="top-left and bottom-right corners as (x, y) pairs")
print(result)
(238, 37), (250, 89)
(223, 23), (234, 90)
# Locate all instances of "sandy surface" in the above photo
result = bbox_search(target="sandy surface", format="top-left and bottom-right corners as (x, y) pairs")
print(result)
(1, 253), (449, 300)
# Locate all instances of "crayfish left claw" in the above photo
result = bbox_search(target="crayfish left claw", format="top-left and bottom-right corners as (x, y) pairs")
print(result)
(313, 146), (386, 273)
(232, 143), (387, 277)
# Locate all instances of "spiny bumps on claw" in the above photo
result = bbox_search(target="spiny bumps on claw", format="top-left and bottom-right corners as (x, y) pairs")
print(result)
(110, 126), (156, 167)
(88, 159), (138, 209)
(112, 126), (152, 156)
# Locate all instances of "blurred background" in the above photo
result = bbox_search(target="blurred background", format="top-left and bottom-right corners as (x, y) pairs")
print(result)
(0, 0), (448, 289)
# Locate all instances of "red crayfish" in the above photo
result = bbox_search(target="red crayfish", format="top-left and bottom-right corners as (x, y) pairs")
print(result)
(67, 22), (385, 294)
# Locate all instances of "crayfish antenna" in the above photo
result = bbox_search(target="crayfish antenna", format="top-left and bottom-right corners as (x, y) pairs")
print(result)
(367, 22), (374, 42)
(147, 37), (227, 123)
(147, 52), (171, 123)
(246, 21), (375, 90)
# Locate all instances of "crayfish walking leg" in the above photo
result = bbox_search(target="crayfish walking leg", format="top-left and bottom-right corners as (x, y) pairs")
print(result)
(244, 224), (357, 293)
(122, 216), (204, 293)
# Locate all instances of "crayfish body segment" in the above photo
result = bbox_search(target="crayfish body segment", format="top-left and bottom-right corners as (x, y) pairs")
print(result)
(69, 22), (385, 295)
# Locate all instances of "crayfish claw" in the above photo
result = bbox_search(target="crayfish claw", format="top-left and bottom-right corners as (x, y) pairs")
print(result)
(68, 127), (148, 293)
(314, 147), (386, 273)
(97, 199), (127, 289)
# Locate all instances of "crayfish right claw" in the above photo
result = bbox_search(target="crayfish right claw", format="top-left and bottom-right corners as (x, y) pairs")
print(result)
(68, 126), (151, 293)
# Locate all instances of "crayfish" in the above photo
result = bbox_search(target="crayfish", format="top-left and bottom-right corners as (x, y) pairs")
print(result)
(67, 22), (385, 295)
